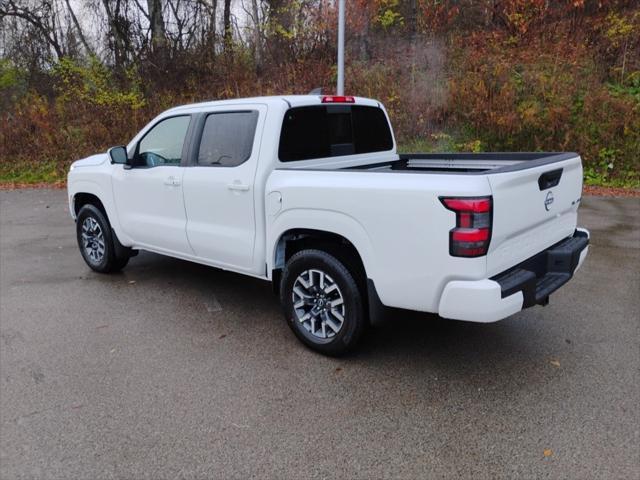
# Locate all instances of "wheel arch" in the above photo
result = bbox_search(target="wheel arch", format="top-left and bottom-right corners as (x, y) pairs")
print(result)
(70, 181), (132, 248)
(73, 192), (107, 218)
(268, 210), (376, 283)
(272, 228), (367, 284)
(268, 211), (386, 326)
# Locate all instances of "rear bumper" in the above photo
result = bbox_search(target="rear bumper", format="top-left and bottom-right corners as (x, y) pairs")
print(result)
(438, 228), (589, 323)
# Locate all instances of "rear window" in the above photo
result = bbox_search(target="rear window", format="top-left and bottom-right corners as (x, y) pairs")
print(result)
(278, 105), (393, 162)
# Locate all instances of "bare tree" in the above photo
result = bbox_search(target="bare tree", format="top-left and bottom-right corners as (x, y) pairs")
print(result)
(0, 0), (65, 59)
(223, 0), (231, 52)
(63, 0), (94, 55)
(147, 0), (166, 54)
(193, 0), (217, 52)
(250, 0), (262, 69)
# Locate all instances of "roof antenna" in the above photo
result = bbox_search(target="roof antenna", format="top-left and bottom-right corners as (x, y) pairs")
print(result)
(309, 87), (322, 95)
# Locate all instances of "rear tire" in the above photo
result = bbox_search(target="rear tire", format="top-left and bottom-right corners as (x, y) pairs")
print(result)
(76, 204), (130, 273)
(281, 249), (366, 356)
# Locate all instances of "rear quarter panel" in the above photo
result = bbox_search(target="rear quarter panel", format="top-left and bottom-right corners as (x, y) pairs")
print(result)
(266, 169), (492, 312)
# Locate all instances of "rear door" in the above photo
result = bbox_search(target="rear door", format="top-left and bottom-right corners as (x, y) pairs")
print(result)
(486, 155), (583, 276)
(182, 105), (266, 272)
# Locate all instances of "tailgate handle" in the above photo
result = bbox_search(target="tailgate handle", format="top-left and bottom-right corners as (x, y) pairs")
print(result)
(538, 169), (563, 190)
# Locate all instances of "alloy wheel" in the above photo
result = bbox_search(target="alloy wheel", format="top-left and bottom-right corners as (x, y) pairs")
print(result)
(292, 269), (346, 339)
(81, 217), (105, 264)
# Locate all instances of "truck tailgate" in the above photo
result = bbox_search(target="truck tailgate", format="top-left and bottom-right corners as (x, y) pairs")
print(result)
(486, 155), (583, 276)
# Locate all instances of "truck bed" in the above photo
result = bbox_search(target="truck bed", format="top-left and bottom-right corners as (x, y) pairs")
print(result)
(346, 152), (578, 174)
(269, 149), (583, 310)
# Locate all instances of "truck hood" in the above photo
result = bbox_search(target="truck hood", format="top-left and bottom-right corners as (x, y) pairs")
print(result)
(71, 153), (108, 169)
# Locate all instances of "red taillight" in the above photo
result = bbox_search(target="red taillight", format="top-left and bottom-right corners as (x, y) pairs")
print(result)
(440, 196), (493, 257)
(441, 197), (491, 213)
(321, 95), (355, 103)
(451, 228), (490, 242)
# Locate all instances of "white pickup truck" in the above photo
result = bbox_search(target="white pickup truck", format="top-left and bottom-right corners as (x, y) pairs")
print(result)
(68, 95), (589, 355)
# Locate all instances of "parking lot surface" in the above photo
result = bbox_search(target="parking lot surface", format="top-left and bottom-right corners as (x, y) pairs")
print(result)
(1, 189), (638, 479)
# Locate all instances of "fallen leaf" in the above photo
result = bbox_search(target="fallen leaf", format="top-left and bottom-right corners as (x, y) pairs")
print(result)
(205, 296), (223, 313)
(550, 359), (561, 367)
(219, 334), (227, 339)
(231, 422), (249, 429)
(335, 367), (342, 372)
(543, 449), (553, 457)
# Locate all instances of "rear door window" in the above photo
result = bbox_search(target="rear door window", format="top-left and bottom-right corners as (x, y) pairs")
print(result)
(278, 105), (393, 162)
(197, 111), (259, 167)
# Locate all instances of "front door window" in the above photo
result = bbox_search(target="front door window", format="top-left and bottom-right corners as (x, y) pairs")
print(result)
(135, 116), (191, 167)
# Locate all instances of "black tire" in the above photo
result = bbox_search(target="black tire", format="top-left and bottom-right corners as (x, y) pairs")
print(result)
(281, 249), (366, 356)
(76, 204), (130, 273)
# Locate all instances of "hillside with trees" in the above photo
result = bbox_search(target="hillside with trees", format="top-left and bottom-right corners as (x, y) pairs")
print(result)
(0, 0), (638, 187)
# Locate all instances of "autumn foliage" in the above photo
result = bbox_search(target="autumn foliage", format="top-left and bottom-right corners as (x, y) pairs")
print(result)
(0, 0), (638, 186)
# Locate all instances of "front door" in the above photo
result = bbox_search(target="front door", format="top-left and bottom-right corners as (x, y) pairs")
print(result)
(182, 107), (265, 272)
(112, 115), (193, 255)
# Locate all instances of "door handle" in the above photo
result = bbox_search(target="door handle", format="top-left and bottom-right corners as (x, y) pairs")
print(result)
(538, 169), (562, 190)
(164, 176), (181, 186)
(227, 183), (250, 192)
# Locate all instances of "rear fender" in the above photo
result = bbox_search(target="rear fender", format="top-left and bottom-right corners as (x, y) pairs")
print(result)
(267, 209), (376, 281)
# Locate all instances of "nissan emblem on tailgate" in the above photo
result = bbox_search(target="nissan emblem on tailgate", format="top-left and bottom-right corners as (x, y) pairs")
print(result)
(544, 191), (554, 211)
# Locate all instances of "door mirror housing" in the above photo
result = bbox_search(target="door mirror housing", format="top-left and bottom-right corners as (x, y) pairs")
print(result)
(108, 146), (129, 165)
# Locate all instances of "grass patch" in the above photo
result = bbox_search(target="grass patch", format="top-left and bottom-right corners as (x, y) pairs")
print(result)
(0, 160), (66, 185)
(584, 167), (640, 189)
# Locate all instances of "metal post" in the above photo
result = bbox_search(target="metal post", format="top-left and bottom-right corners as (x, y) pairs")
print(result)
(337, 0), (345, 95)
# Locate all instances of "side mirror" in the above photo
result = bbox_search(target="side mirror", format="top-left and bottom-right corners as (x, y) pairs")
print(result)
(108, 146), (128, 165)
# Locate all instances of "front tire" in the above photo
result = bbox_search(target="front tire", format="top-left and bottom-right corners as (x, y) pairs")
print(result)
(281, 249), (366, 356)
(76, 204), (129, 273)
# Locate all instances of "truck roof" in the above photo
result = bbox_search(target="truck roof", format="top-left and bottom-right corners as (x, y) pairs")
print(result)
(166, 95), (381, 114)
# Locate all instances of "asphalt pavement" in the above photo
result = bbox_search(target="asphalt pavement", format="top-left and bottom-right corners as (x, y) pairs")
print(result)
(0, 189), (638, 479)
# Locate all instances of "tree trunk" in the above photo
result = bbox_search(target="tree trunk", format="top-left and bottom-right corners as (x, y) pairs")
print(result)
(407, 0), (417, 37)
(101, 0), (127, 68)
(147, 0), (167, 54)
(251, 0), (262, 71)
(64, 0), (94, 56)
(223, 0), (232, 53)
(265, 0), (292, 63)
(208, 0), (217, 52)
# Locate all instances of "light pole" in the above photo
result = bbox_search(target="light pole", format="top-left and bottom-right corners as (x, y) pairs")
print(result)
(337, 0), (345, 95)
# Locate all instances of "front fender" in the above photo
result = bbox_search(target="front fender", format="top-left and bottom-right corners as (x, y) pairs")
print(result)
(67, 178), (133, 246)
(67, 179), (105, 218)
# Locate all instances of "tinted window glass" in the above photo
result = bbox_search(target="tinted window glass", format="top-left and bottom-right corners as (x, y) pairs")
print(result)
(197, 111), (258, 167)
(278, 107), (330, 162)
(137, 116), (190, 167)
(328, 106), (355, 156)
(279, 105), (393, 162)
(352, 106), (394, 154)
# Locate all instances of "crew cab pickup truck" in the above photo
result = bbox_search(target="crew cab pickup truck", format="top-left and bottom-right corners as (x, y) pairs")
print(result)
(68, 95), (589, 355)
